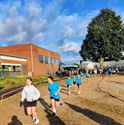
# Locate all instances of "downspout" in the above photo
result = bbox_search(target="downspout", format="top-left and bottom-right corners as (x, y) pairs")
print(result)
(49, 51), (51, 74)
(30, 44), (34, 76)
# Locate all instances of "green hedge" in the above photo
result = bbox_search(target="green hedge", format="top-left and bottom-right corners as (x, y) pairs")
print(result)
(0, 75), (60, 91)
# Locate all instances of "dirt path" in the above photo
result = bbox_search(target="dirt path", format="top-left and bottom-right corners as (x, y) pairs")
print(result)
(0, 75), (124, 125)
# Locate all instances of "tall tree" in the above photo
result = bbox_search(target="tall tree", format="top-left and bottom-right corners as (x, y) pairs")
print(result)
(79, 8), (124, 62)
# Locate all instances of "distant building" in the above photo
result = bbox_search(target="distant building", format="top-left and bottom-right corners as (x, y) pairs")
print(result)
(80, 60), (124, 69)
(0, 44), (60, 76)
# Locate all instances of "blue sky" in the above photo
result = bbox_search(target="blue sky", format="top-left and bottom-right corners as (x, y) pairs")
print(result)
(0, 0), (124, 64)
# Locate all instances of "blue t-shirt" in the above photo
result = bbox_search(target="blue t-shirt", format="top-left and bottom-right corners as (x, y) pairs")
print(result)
(86, 73), (90, 78)
(76, 77), (82, 85)
(73, 77), (77, 83)
(66, 79), (72, 86)
(48, 82), (60, 99)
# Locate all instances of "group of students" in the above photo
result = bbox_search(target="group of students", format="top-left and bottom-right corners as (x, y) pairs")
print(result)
(20, 72), (91, 124)
(66, 75), (82, 95)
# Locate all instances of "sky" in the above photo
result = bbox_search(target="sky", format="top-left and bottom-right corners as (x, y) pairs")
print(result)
(0, 0), (124, 64)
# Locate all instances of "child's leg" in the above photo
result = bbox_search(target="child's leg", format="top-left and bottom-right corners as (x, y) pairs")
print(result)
(55, 100), (59, 107)
(51, 99), (56, 114)
(78, 85), (81, 93)
(68, 85), (71, 94)
(86, 77), (89, 82)
(72, 83), (74, 89)
(31, 106), (38, 120)
(74, 82), (76, 88)
(27, 107), (32, 116)
(67, 85), (69, 91)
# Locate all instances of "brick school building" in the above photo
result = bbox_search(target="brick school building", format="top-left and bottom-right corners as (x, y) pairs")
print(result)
(0, 44), (60, 77)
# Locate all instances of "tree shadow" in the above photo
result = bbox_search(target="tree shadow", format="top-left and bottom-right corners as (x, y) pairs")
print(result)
(39, 98), (65, 125)
(61, 85), (67, 88)
(39, 98), (52, 113)
(8, 115), (23, 125)
(60, 87), (68, 95)
(65, 102), (122, 125)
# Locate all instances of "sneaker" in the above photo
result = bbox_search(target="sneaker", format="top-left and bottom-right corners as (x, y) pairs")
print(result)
(78, 92), (81, 94)
(32, 116), (35, 121)
(34, 119), (39, 124)
(68, 91), (71, 95)
(52, 112), (57, 117)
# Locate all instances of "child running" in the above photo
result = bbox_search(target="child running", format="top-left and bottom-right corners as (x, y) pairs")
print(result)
(76, 75), (82, 94)
(72, 75), (77, 90)
(48, 76), (62, 117)
(86, 70), (90, 82)
(66, 77), (72, 95)
(20, 77), (40, 124)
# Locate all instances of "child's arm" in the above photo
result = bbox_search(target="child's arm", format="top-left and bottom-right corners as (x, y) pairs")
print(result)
(20, 88), (26, 107)
(21, 89), (26, 102)
(33, 87), (41, 100)
(54, 86), (61, 96)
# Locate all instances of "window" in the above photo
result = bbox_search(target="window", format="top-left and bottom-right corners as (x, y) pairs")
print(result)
(52, 58), (54, 64)
(49, 58), (60, 65)
(39, 55), (44, 63)
(54, 59), (56, 64)
(13, 66), (22, 72)
(45, 56), (49, 64)
(50, 57), (52, 64)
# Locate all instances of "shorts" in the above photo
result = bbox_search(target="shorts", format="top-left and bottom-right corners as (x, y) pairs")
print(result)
(67, 84), (71, 87)
(73, 82), (76, 84)
(77, 84), (81, 86)
(27, 100), (37, 107)
(50, 97), (60, 101)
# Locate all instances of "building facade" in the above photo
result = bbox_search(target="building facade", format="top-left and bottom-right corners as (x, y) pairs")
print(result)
(0, 44), (60, 76)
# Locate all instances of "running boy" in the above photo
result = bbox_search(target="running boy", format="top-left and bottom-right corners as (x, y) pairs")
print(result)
(20, 77), (40, 124)
(76, 75), (82, 94)
(86, 70), (90, 82)
(66, 77), (72, 94)
(48, 76), (62, 117)
(72, 75), (77, 89)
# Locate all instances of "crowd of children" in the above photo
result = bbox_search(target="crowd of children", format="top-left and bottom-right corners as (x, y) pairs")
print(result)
(20, 70), (91, 124)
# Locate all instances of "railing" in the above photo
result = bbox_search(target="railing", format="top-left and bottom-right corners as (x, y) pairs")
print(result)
(0, 86), (24, 102)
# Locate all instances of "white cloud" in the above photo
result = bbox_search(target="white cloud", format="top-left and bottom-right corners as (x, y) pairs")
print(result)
(28, 3), (42, 17)
(61, 54), (82, 64)
(63, 26), (74, 37)
(6, 31), (27, 42)
(60, 42), (81, 53)
(0, 1), (47, 43)
(33, 32), (44, 41)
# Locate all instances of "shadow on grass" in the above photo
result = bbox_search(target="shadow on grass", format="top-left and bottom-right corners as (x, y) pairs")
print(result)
(60, 87), (68, 95)
(65, 102), (122, 125)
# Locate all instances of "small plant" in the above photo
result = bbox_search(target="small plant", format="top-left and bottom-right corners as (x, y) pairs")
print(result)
(98, 57), (104, 69)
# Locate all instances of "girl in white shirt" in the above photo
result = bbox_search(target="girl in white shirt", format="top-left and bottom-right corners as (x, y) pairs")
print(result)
(20, 77), (40, 124)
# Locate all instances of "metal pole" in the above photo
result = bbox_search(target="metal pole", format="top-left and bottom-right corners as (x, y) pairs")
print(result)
(30, 44), (34, 76)
(49, 51), (51, 74)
